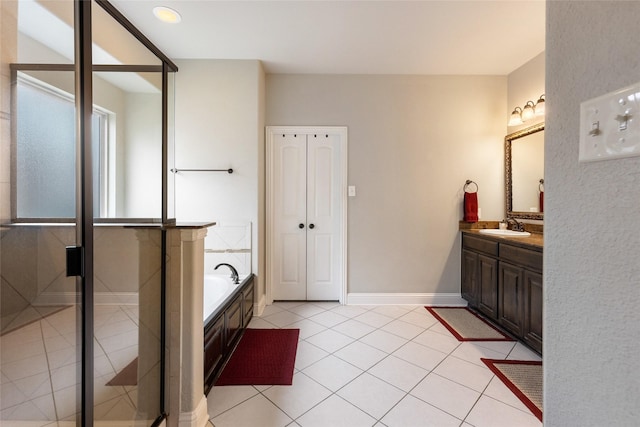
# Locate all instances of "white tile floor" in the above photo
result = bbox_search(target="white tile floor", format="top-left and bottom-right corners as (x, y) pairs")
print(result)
(207, 302), (542, 427)
(0, 305), (151, 425)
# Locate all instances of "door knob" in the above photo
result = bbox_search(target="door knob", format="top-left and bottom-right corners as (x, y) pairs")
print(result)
(298, 223), (305, 229)
(309, 224), (315, 229)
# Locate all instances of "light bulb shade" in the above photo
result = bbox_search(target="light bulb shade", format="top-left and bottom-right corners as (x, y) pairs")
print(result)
(521, 101), (535, 122)
(508, 107), (523, 126)
(534, 95), (545, 116)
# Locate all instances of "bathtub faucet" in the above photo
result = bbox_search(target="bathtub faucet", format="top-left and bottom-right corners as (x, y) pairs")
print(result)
(215, 263), (240, 284)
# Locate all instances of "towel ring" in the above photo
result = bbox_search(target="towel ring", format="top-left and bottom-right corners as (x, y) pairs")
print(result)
(464, 179), (478, 192)
(539, 178), (544, 192)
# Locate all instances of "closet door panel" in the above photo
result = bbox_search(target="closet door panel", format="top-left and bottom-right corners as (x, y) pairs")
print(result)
(306, 134), (343, 300)
(272, 134), (307, 300)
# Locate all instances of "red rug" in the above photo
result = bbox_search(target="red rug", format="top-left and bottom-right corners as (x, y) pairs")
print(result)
(425, 306), (514, 341)
(215, 328), (300, 386)
(482, 358), (543, 422)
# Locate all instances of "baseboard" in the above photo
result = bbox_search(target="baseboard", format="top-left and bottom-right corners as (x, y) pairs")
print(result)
(33, 292), (138, 306)
(178, 395), (209, 427)
(347, 293), (467, 306)
(255, 292), (266, 316)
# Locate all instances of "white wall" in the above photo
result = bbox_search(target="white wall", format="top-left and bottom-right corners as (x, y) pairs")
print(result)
(546, 2), (640, 426)
(507, 52), (545, 133)
(174, 60), (265, 281)
(267, 74), (506, 294)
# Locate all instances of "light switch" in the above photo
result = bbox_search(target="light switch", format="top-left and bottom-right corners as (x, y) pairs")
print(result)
(348, 185), (356, 197)
(580, 82), (640, 162)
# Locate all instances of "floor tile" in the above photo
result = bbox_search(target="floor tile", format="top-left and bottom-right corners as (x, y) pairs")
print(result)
(381, 394), (461, 427)
(337, 373), (405, 419)
(380, 319), (425, 340)
(449, 342), (510, 367)
(246, 317), (278, 329)
(296, 394), (376, 427)
(464, 395), (541, 427)
(427, 322), (457, 338)
(371, 305), (413, 319)
(507, 342), (542, 361)
(260, 304), (286, 317)
(368, 355), (429, 392)
(286, 319), (327, 340)
(211, 394), (292, 427)
(331, 319), (376, 339)
(206, 385), (259, 417)
(433, 356), (494, 393)
(359, 329), (407, 354)
(411, 329), (460, 354)
(334, 341), (387, 371)
(305, 329), (354, 353)
(262, 310), (305, 328)
(262, 372), (332, 419)
(482, 376), (532, 412)
(410, 373), (480, 420)
(293, 341), (329, 371)
(392, 341), (448, 371)
(398, 310), (438, 329)
(302, 355), (363, 392)
(328, 305), (369, 319)
(307, 311), (349, 328)
(353, 311), (394, 328)
(286, 304), (327, 318)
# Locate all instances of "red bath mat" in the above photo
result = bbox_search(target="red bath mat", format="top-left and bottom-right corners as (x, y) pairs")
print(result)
(216, 328), (299, 386)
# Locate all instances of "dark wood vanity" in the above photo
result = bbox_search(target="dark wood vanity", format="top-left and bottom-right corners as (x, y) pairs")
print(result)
(204, 274), (255, 394)
(461, 230), (543, 353)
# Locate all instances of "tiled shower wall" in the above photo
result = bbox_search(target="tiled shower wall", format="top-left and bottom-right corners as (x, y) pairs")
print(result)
(204, 221), (252, 276)
(0, 225), (162, 332)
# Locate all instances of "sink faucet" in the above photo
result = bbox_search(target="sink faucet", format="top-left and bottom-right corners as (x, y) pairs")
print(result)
(505, 217), (525, 232)
(215, 263), (240, 284)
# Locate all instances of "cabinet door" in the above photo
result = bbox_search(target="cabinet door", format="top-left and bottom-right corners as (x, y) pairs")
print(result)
(499, 262), (524, 336)
(225, 294), (243, 350)
(242, 278), (255, 327)
(478, 254), (498, 320)
(204, 315), (224, 393)
(523, 270), (543, 353)
(461, 249), (479, 306)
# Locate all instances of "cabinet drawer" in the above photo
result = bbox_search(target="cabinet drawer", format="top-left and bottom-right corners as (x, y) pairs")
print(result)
(463, 235), (499, 256)
(500, 244), (542, 271)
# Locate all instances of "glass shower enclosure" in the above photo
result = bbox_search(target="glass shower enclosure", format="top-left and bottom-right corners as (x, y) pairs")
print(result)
(0, 1), (177, 425)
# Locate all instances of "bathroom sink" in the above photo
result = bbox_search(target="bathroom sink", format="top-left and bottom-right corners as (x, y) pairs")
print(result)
(479, 229), (531, 237)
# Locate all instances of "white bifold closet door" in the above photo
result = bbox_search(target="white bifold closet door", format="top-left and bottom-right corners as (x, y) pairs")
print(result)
(270, 131), (344, 301)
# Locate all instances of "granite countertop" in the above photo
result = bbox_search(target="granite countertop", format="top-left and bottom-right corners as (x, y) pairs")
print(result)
(461, 229), (543, 249)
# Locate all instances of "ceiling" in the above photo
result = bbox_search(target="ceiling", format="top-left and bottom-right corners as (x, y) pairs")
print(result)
(108, 0), (546, 75)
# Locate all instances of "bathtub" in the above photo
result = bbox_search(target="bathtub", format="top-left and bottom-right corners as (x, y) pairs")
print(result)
(203, 274), (248, 322)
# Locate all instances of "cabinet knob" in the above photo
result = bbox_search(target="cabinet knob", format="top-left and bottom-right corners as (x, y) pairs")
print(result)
(298, 223), (305, 229)
(309, 224), (315, 229)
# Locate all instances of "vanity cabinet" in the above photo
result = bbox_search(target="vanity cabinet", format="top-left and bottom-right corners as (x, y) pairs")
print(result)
(461, 232), (543, 353)
(204, 274), (255, 394)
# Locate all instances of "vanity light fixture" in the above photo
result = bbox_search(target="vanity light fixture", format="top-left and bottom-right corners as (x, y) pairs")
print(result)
(508, 107), (523, 126)
(521, 101), (536, 122)
(508, 94), (545, 126)
(153, 6), (182, 24)
(534, 94), (545, 116)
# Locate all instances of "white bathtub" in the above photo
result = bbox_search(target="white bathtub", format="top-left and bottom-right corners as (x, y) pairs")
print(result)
(203, 274), (247, 321)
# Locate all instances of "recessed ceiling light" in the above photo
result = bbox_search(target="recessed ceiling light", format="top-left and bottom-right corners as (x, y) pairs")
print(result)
(153, 6), (181, 24)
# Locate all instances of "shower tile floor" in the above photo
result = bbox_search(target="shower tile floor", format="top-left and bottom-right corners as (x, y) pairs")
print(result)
(0, 304), (142, 425)
(208, 302), (542, 427)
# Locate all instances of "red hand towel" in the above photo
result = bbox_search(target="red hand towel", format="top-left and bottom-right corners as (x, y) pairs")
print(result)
(464, 191), (478, 222)
(539, 191), (544, 213)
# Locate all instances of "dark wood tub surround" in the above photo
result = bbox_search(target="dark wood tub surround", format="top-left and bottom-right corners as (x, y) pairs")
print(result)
(204, 274), (255, 394)
(461, 230), (543, 354)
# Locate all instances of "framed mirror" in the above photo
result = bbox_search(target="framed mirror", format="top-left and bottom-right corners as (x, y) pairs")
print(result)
(506, 122), (544, 220)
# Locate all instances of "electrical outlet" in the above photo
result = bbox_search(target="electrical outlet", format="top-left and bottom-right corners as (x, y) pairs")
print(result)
(580, 82), (640, 162)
